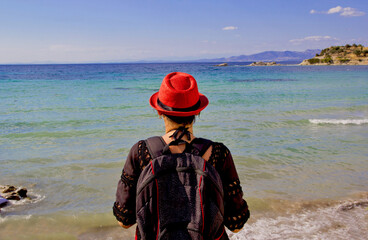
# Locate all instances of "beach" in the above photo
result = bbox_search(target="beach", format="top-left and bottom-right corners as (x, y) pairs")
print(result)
(1, 63), (368, 239)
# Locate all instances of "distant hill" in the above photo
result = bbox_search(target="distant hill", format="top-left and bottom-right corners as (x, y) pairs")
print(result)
(300, 44), (368, 65)
(197, 49), (320, 62)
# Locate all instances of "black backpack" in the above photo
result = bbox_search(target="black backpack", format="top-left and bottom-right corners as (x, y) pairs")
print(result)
(136, 136), (226, 240)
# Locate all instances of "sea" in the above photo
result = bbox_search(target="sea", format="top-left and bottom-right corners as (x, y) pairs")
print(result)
(0, 62), (368, 240)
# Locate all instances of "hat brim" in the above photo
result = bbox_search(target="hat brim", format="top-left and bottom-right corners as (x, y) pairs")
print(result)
(149, 92), (209, 117)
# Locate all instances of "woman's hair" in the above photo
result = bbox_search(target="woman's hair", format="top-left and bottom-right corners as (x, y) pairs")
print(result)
(164, 114), (197, 125)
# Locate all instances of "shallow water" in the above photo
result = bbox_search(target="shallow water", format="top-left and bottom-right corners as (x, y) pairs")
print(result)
(1, 63), (368, 239)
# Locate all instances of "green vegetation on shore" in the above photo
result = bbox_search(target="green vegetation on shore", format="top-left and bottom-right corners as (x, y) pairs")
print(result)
(300, 44), (368, 65)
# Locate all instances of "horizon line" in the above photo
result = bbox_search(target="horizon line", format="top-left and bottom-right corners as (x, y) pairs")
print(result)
(0, 60), (305, 66)
(0, 49), (320, 65)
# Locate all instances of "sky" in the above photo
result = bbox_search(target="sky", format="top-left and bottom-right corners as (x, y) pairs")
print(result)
(0, 0), (367, 64)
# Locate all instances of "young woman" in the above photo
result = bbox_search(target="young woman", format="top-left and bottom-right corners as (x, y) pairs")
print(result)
(113, 72), (249, 239)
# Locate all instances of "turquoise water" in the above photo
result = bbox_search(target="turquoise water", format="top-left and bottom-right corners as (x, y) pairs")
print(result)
(1, 63), (368, 239)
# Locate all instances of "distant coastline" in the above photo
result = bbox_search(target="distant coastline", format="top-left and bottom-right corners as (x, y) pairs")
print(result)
(213, 44), (368, 67)
(300, 44), (368, 66)
(197, 49), (320, 63)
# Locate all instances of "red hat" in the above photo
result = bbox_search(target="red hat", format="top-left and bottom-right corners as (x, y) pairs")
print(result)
(149, 72), (209, 116)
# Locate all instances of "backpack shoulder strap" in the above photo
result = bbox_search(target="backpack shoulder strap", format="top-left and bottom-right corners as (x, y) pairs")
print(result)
(145, 136), (213, 158)
(190, 138), (213, 157)
(144, 136), (167, 159)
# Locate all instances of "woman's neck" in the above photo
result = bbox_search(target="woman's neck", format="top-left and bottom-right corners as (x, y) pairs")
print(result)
(162, 116), (194, 141)
(163, 126), (194, 144)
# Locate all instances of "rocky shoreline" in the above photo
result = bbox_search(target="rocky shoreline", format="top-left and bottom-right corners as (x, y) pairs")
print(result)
(214, 61), (282, 67)
(213, 45), (368, 66)
(300, 44), (368, 66)
(0, 185), (30, 209)
(299, 59), (368, 65)
(249, 61), (281, 66)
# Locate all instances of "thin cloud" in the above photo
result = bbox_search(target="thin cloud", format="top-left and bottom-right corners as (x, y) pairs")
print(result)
(290, 36), (336, 44)
(222, 26), (238, 31)
(327, 6), (343, 14)
(339, 7), (365, 17)
(310, 6), (365, 17)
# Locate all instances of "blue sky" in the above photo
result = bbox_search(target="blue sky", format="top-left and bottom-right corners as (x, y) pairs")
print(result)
(0, 0), (367, 63)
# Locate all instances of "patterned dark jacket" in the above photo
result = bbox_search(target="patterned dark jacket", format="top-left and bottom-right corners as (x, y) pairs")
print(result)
(113, 137), (250, 238)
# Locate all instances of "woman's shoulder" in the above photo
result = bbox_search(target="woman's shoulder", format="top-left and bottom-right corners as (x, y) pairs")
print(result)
(127, 138), (156, 171)
(192, 138), (231, 169)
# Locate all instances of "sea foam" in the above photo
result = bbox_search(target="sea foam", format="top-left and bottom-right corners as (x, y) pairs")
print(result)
(309, 119), (368, 125)
(228, 199), (368, 240)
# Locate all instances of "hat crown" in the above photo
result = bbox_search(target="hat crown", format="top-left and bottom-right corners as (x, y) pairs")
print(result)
(158, 72), (199, 108)
(169, 74), (192, 91)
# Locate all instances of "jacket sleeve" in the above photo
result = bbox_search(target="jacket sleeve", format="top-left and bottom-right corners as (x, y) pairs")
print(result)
(113, 141), (141, 226)
(212, 143), (250, 231)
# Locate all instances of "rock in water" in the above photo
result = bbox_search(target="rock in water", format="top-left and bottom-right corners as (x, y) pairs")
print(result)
(214, 63), (228, 67)
(249, 61), (281, 66)
(17, 188), (28, 198)
(0, 185), (28, 201)
(2, 185), (16, 193)
(4, 192), (21, 200)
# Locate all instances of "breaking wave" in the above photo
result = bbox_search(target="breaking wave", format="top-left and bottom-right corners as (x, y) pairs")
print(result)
(0, 190), (45, 221)
(229, 198), (368, 240)
(309, 119), (368, 125)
